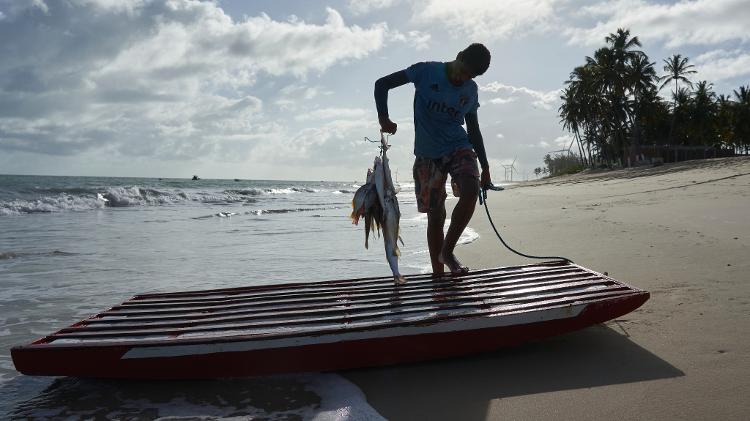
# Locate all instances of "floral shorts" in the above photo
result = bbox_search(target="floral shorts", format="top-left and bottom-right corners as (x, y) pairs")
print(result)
(413, 148), (480, 213)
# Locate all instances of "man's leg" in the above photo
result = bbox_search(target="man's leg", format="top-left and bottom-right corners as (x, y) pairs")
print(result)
(427, 206), (446, 275)
(440, 175), (479, 273)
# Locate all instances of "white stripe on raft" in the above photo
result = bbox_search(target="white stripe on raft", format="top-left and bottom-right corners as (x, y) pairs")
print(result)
(121, 303), (585, 359)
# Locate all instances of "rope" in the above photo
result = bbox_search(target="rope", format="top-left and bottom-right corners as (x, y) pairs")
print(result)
(480, 186), (573, 263)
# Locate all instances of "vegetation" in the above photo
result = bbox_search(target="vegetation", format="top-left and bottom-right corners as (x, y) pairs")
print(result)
(558, 28), (750, 171)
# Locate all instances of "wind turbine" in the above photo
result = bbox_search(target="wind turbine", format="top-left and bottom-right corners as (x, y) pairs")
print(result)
(501, 157), (518, 182)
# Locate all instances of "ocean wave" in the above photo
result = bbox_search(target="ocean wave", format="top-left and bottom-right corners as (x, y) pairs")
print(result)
(0, 194), (107, 215)
(0, 183), (348, 215)
(224, 188), (264, 196)
(247, 206), (346, 215)
(458, 227), (480, 245)
(0, 250), (77, 260)
(100, 186), (181, 207)
(193, 211), (240, 220)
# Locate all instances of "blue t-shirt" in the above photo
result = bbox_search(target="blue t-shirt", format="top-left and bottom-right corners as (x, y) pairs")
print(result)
(405, 61), (479, 158)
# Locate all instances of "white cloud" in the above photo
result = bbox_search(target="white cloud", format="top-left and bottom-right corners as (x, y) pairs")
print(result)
(489, 97), (517, 105)
(275, 84), (332, 111)
(481, 82), (561, 110)
(348, 0), (399, 15)
(389, 29), (431, 50)
(295, 108), (369, 122)
(0, 1), (389, 160)
(694, 49), (750, 82)
(412, 0), (560, 41)
(564, 0), (750, 48)
(522, 135), (571, 150)
(552, 134), (574, 149)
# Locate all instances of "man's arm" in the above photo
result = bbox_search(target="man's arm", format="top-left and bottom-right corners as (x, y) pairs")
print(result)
(374, 70), (410, 134)
(466, 112), (491, 187)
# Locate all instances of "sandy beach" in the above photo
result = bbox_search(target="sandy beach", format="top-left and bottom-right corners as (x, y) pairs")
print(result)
(344, 156), (750, 420)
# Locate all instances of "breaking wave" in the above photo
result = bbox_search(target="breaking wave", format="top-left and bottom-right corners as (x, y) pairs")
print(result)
(0, 184), (340, 215)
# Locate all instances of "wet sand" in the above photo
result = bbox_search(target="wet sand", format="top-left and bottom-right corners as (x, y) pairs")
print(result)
(344, 156), (750, 420)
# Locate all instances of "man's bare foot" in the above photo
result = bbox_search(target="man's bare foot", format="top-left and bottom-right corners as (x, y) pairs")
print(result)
(438, 252), (469, 275)
(430, 272), (452, 281)
(394, 275), (407, 285)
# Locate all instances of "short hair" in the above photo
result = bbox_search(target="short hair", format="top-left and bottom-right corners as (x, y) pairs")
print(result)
(457, 43), (491, 76)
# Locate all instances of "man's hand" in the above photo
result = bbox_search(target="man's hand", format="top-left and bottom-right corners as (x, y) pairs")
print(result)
(379, 116), (397, 134)
(480, 167), (491, 189)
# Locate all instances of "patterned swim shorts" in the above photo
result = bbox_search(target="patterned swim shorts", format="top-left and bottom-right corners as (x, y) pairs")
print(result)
(413, 147), (480, 213)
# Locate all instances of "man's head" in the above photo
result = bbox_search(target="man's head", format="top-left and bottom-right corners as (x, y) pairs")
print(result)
(450, 43), (491, 85)
(458, 43), (491, 77)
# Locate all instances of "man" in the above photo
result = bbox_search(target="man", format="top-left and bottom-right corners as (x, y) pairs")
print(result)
(374, 43), (492, 276)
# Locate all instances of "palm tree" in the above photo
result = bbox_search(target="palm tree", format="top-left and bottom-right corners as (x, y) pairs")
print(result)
(734, 85), (750, 105)
(672, 87), (693, 145)
(559, 86), (588, 166)
(691, 81), (717, 146)
(660, 54), (697, 143)
(716, 94), (734, 149)
(733, 86), (750, 153)
(625, 52), (657, 157)
(660, 54), (697, 97)
(604, 28), (645, 163)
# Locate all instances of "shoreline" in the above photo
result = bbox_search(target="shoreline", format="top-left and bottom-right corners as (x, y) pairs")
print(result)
(344, 156), (750, 420)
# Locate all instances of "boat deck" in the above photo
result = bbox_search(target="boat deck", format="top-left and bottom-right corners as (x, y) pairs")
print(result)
(24, 261), (646, 348)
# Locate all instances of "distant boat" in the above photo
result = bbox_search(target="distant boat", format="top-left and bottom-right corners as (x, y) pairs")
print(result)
(234, 179), (241, 182)
(192, 175), (200, 181)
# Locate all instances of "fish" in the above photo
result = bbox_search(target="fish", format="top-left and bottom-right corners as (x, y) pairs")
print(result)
(351, 134), (406, 285)
(351, 169), (382, 249)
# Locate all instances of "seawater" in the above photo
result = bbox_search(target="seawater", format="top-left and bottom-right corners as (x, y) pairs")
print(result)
(0, 174), (479, 419)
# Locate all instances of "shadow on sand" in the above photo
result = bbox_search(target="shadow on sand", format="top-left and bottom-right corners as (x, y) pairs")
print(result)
(342, 324), (684, 421)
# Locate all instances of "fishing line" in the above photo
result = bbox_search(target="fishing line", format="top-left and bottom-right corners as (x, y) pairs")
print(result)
(479, 185), (573, 263)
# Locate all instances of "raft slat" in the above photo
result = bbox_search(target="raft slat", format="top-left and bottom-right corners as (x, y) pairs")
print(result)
(67, 278), (611, 329)
(126, 265), (579, 305)
(54, 281), (624, 337)
(104, 269), (593, 316)
(50, 287), (632, 341)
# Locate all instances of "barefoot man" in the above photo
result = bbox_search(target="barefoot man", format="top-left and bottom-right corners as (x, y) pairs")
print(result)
(374, 43), (492, 276)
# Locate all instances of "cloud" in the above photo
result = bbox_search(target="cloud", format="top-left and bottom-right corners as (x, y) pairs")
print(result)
(564, 0), (750, 48)
(275, 84), (332, 111)
(348, 0), (399, 15)
(693, 49), (750, 82)
(481, 82), (561, 110)
(0, 1), (389, 160)
(496, 133), (505, 138)
(250, 117), (377, 166)
(388, 29), (431, 50)
(489, 97), (517, 105)
(295, 108), (369, 122)
(411, 0), (560, 41)
(552, 134), (574, 149)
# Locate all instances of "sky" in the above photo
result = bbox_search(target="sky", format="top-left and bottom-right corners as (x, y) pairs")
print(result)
(0, 0), (748, 181)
